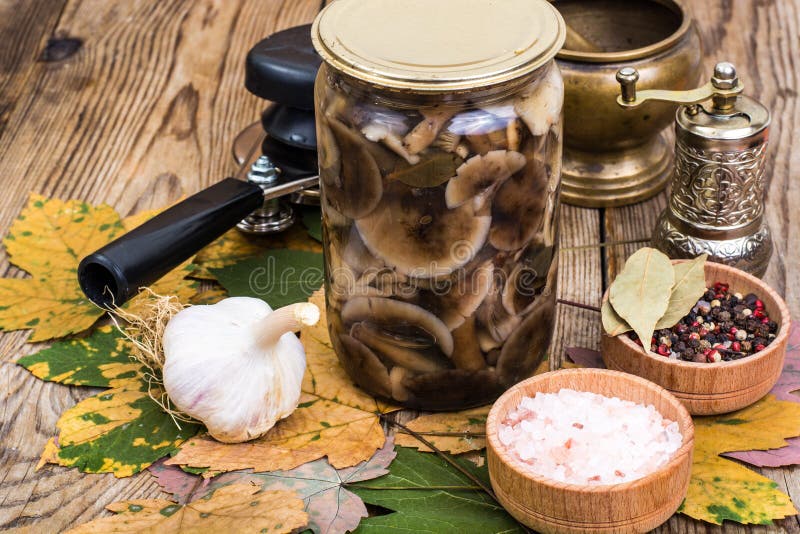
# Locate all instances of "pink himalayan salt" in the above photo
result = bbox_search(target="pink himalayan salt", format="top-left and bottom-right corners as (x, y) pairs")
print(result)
(498, 388), (682, 485)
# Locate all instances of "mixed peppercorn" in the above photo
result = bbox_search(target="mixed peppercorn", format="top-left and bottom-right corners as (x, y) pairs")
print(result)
(629, 282), (779, 363)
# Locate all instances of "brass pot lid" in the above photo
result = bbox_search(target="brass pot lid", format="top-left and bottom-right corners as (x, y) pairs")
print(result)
(311, 0), (566, 93)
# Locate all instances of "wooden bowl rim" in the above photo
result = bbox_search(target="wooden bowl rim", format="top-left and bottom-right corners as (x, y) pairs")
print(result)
(602, 261), (792, 371)
(486, 368), (695, 493)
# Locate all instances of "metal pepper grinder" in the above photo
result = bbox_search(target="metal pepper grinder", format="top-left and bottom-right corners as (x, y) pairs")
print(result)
(616, 62), (773, 277)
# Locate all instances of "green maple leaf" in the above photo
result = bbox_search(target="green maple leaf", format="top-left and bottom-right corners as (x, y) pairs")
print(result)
(300, 206), (323, 243)
(18, 326), (200, 477)
(210, 248), (324, 308)
(350, 447), (524, 533)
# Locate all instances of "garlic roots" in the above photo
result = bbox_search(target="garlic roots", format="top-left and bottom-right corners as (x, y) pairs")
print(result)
(162, 297), (320, 443)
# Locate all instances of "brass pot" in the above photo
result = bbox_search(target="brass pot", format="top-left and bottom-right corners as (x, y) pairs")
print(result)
(555, 0), (703, 207)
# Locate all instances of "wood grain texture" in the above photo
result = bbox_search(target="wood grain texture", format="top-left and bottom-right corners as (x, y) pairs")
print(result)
(551, 204), (604, 368)
(0, 0), (798, 531)
(0, 0), (322, 531)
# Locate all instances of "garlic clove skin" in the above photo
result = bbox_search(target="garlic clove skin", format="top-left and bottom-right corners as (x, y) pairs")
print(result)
(162, 297), (315, 443)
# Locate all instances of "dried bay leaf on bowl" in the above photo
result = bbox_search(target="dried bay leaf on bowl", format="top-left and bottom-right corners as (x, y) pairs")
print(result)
(601, 298), (632, 336)
(655, 254), (708, 329)
(609, 247), (674, 350)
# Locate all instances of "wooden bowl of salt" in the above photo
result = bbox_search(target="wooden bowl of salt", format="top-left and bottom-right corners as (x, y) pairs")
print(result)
(602, 262), (791, 415)
(486, 368), (693, 534)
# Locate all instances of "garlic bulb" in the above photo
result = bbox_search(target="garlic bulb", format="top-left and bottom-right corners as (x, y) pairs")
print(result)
(162, 297), (320, 443)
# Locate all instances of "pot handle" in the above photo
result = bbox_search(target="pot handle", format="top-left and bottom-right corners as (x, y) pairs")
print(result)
(78, 178), (263, 308)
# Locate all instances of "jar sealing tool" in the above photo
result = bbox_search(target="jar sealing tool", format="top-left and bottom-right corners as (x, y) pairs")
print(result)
(77, 25), (325, 309)
(616, 61), (773, 277)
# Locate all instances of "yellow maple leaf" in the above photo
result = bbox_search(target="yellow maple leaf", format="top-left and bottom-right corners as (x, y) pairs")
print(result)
(193, 225), (322, 279)
(0, 197), (203, 341)
(167, 289), (399, 473)
(682, 395), (800, 525)
(0, 195), (124, 341)
(65, 484), (307, 534)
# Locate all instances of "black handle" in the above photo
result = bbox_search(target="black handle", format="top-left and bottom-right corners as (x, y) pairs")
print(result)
(78, 178), (263, 308)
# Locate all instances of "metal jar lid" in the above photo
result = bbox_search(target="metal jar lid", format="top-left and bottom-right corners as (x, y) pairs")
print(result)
(311, 0), (566, 94)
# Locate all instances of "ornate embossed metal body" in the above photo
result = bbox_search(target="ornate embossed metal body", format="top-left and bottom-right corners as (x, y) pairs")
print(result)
(617, 62), (773, 277)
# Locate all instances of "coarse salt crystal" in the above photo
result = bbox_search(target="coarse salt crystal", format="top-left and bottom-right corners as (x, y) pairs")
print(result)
(498, 388), (682, 485)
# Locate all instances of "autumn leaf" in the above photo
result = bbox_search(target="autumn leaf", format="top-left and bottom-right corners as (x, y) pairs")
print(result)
(681, 394), (800, 524)
(168, 289), (398, 474)
(193, 224), (322, 279)
(210, 248), (324, 308)
(725, 323), (800, 467)
(0, 195), (124, 341)
(20, 326), (200, 477)
(351, 447), (524, 533)
(564, 346), (604, 368)
(301, 206), (323, 243)
(65, 484), (307, 534)
(152, 438), (396, 534)
(0, 196), (203, 341)
(394, 357), (558, 454)
(17, 325), (141, 387)
(395, 406), (490, 454)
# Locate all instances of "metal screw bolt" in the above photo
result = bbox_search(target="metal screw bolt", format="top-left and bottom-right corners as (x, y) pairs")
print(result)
(712, 62), (738, 90)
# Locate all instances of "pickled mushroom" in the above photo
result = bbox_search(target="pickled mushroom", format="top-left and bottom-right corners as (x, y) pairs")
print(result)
(350, 322), (451, 373)
(414, 260), (494, 330)
(341, 296), (454, 356)
(403, 108), (456, 155)
(488, 148), (549, 251)
(325, 118), (384, 219)
(496, 288), (556, 387)
(336, 333), (392, 398)
(444, 150), (526, 210)
(501, 246), (555, 315)
(356, 181), (491, 279)
(451, 317), (487, 371)
(362, 122), (420, 165)
(513, 65), (564, 136)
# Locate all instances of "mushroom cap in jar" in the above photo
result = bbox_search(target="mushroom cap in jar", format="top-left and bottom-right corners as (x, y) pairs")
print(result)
(322, 117), (384, 219)
(356, 181), (491, 278)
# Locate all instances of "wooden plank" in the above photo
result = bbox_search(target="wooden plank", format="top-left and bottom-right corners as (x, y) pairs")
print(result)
(0, 0), (68, 140)
(551, 204), (604, 367)
(0, 0), (322, 530)
(607, 2), (800, 532)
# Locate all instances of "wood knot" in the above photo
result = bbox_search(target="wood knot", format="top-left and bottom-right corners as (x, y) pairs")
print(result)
(39, 37), (83, 62)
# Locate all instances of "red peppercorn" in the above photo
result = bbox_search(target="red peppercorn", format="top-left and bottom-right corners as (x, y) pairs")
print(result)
(755, 299), (764, 309)
(754, 309), (765, 319)
(699, 327), (709, 337)
(732, 341), (742, 352)
(714, 282), (729, 292)
(657, 344), (670, 356)
(761, 317), (770, 324)
(691, 320), (700, 328)
(729, 327), (738, 335)
(689, 332), (701, 341)
(755, 344), (766, 352)
(634, 338), (643, 347)
(715, 293), (724, 300)
(703, 348), (712, 356)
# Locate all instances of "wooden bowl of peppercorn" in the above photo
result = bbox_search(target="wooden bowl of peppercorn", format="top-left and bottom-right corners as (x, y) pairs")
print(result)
(602, 261), (791, 415)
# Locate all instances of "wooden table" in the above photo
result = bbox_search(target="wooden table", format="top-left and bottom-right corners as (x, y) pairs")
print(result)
(0, 0), (797, 532)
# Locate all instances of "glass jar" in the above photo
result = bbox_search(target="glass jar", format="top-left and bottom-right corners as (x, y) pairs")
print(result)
(311, 0), (566, 410)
